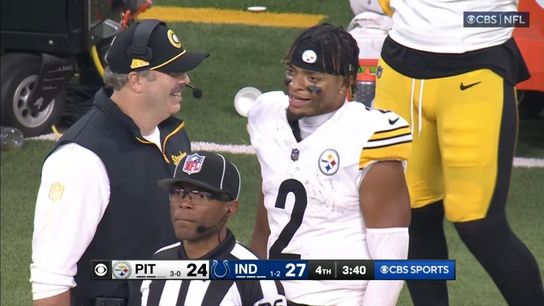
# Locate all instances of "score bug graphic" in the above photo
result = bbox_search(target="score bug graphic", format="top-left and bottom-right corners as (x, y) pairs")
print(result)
(91, 260), (209, 280)
(308, 260), (374, 280)
(91, 259), (454, 280)
(211, 260), (308, 280)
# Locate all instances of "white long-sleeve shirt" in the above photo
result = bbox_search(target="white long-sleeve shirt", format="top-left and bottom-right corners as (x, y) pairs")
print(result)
(30, 128), (162, 300)
(30, 143), (110, 299)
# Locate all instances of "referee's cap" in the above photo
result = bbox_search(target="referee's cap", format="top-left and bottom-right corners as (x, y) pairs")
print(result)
(107, 19), (209, 74)
(158, 151), (241, 201)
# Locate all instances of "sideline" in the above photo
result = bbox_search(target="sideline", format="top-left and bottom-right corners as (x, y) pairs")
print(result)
(139, 6), (325, 28)
(26, 134), (544, 168)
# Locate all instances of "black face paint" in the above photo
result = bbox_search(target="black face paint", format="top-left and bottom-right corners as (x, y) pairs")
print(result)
(283, 74), (293, 87)
(307, 85), (322, 95)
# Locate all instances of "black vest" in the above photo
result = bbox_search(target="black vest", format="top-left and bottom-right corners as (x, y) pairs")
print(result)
(50, 88), (191, 305)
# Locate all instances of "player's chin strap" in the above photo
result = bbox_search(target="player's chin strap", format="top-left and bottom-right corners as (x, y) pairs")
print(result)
(363, 227), (409, 306)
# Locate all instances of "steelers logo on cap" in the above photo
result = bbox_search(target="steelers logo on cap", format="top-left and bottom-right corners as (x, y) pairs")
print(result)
(302, 49), (317, 64)
(167, 29), (182, 49)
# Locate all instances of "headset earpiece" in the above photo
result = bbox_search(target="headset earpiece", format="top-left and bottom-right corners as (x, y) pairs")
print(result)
(126, 19), (164, 68)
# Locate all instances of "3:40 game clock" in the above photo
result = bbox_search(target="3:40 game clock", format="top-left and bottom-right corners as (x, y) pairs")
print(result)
(338, 260), (374, 280)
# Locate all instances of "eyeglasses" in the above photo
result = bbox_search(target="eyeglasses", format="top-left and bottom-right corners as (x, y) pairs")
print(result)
(169, 186), (231, 203)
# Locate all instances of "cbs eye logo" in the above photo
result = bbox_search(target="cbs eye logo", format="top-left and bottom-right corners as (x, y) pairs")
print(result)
(95, 263), (108, 276)
(466, 15), (476, 24)
(91, 260), (111, 280)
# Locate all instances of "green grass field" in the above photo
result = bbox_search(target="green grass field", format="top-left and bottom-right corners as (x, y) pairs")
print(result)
(1, 1), (543, 305)
(1, 138), (543, 305)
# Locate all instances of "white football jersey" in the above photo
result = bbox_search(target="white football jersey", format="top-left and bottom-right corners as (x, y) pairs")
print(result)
(387, 0), (517, 53)
(247, 91), (412, 305)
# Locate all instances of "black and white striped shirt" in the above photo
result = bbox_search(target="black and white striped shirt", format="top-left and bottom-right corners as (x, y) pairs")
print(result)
(141, 230), (286, 306)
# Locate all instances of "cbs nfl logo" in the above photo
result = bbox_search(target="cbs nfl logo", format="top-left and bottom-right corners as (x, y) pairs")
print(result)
(464, 11), (529, 27)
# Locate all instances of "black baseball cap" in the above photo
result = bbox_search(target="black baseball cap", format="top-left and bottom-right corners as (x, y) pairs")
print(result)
(158, 152), (241, 201)
(106, 19), (209, 74)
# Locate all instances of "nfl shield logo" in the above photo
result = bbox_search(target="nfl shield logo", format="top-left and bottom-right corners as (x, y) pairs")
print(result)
(48, 182), (64, 201)
(291, 148), (300, 161)
(182, 153), (206, 175)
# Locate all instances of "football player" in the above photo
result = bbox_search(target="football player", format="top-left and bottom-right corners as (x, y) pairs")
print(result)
(248, 23), (412, 306)
(372, 0), (544, 305)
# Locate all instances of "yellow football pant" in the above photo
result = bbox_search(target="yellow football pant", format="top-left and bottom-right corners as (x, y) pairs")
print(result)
(375, 59), (517, 222)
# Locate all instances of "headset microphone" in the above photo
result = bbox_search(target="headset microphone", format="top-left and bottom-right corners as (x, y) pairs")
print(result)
(186, 84), (203, 99)
(196, 213), (228, 234)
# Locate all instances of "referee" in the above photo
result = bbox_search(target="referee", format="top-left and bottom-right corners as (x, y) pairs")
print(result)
(142, 151), (286, 305)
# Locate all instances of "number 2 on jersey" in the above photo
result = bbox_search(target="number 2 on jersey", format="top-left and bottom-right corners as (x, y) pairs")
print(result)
(268, 179), (307, 259)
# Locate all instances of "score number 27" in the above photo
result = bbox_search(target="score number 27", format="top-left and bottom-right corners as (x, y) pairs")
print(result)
(270, 263), (306, 278)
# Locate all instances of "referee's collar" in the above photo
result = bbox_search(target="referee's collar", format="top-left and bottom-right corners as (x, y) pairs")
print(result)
(178, 229), (236, 259)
